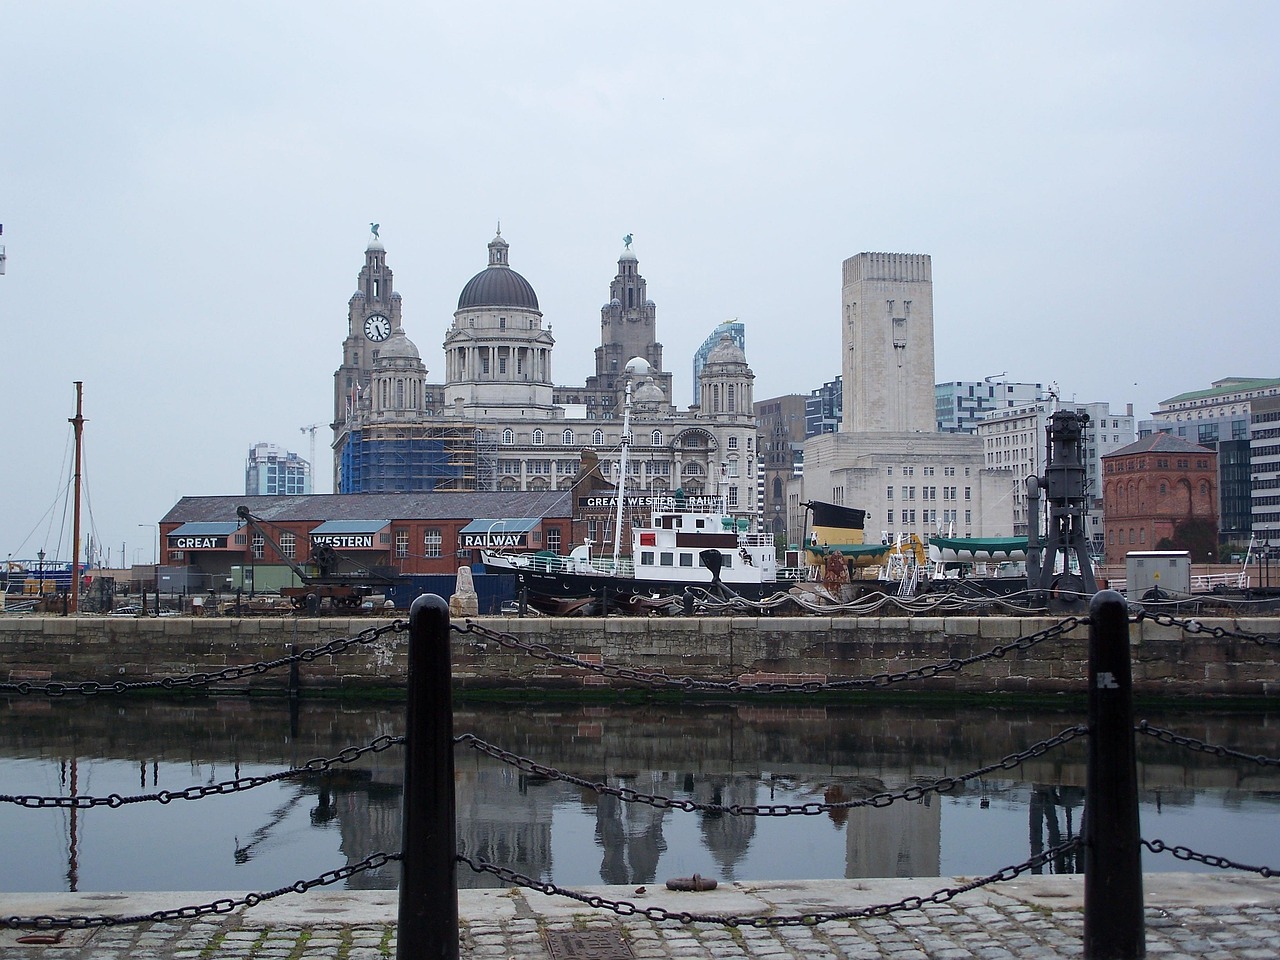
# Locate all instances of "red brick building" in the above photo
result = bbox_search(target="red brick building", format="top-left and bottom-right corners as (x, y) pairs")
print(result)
(1101, 434), (1218, 564)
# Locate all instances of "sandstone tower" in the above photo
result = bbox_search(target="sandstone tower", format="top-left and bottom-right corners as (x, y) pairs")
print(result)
(841, 253), (935, 433)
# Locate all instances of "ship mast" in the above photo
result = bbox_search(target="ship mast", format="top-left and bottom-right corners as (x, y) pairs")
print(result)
(611, 374), (635, 569)
(69, 381), (85, 614)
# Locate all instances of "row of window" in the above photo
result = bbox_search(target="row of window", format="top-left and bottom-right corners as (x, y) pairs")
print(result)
(887, 486), (970, 501)
(884, 509), (971, 525)
(1106, 458), (1209, 472)
(497, 427), (753, 449)
(886, 465), (971, 477)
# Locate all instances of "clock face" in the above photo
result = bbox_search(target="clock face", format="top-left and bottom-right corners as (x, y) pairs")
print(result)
(363, 314), (391, 342)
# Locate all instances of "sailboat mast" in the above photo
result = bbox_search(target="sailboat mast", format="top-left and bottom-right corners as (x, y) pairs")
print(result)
(611, 375), (634, 569)
(69, 381), (84, 614)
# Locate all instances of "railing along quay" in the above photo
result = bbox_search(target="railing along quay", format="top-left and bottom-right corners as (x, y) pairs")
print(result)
(2, 593), (1279, 959)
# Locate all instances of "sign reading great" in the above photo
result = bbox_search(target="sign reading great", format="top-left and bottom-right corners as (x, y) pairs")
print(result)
(168, 535), (228, 550)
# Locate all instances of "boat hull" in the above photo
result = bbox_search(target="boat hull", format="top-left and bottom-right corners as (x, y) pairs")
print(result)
(484, 563), (782, 611)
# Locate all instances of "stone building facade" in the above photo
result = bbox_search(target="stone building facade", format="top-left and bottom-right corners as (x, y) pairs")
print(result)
(331, 230), (761, 542)
(794, 252), (1012, 544)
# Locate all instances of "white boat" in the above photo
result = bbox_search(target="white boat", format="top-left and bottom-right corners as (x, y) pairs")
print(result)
(482, 495), (799, 612)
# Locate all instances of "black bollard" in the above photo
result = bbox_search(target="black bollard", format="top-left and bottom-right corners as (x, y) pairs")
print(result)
(397, 594), (459, 960)
(683, 587), (694, 616)
(1083, 589), (1145, 959)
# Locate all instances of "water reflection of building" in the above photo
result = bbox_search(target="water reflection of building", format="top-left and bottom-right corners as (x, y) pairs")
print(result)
(843, 789), (941, 878)
(455, 765), (556, 889)
(593, 776), (669, 884)
(692, 776), (758, 882)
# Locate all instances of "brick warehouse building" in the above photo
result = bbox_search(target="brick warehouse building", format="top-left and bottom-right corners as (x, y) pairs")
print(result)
(1101, 433), (1218, 564)
(159, 490), (573, 597)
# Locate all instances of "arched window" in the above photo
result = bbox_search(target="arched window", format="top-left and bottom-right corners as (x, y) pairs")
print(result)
(562, 429), (574, 445)
(593, 429), (604, 446)
(502, 428), (514, 445)
(533, 429), (545, 446)
(651, 430), (662, 446)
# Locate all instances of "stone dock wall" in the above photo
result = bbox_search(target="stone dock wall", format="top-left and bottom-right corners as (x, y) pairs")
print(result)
(1, 613), (1277, 699)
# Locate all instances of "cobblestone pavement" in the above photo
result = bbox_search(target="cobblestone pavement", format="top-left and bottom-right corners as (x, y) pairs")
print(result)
(2, 874), (1278, 958)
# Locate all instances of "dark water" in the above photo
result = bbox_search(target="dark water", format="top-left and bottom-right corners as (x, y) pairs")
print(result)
(1, 695), (1277, 893)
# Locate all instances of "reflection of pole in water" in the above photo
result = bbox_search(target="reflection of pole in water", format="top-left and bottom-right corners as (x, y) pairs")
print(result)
(1029, 786), (1083, 874)
(66, 758), (79, 892)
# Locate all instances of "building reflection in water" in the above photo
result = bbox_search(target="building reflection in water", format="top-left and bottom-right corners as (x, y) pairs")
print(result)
(2, 698), (1276, 893)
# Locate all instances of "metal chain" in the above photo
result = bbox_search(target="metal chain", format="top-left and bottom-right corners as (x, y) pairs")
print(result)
(0, 735), (405, 810)
(0, 621), (407, 697)
(0, 851), (402, 930)
(452, 615), (1085, 693)
(1142, 839), (1277, 877)
(1134, 610), (1280, 647)
(1136, 721), (1280, 767)
(457, 725), (1089, 816)
(457, 839), (1081, 927)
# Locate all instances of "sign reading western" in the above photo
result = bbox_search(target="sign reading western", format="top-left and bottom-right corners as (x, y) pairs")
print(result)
(311, 534), (376, 549)
(168, 535), (229, 550)
(460, 531), (529, 549)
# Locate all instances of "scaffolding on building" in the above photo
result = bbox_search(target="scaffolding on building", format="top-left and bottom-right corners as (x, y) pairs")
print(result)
(340, 424), (496, 493)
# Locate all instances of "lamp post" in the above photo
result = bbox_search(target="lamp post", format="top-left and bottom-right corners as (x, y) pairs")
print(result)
(37, 549), (45, 597)
(138, 524), (157, 565)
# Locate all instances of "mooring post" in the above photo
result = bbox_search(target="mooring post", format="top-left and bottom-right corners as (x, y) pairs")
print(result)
(396, 594), (459, 960)
(1084, 589), (1145, 959)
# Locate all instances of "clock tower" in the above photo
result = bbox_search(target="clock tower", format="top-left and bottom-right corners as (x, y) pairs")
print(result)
(331, 229), (406, 474)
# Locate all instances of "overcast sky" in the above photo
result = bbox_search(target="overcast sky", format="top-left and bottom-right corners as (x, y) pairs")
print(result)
(2, 2), (1277, 567)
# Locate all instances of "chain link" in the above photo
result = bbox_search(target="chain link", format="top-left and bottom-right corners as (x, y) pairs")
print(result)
(457, 725), (1089, 816)
(457, 839), (1081, 927)
(0, 851), (401, 930)
(453, 615), (1084, 693)
(1142, 839), (1277, 877)
(0, 735), (405, 810)
(1136, 721), (1280, 767)
(0, 621), (407, 697)
(1134, 610), (1280, 647)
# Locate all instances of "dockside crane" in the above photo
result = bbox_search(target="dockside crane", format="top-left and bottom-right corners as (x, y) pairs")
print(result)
(235, 505), (390, 613)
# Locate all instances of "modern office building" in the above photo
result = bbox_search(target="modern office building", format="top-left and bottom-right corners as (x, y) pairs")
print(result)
(692, 319), (745, 406)
(805, 376), (842, 438)
(935, 380), (1044, 434)
(245, 443), (312, 496)
(1250, 394), (1280, 547)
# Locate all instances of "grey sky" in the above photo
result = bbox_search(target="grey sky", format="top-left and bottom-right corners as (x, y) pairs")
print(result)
(2, 2), (1277, 567)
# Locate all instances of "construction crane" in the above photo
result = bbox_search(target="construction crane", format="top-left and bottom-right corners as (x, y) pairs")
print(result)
(300, 424), (320, 477)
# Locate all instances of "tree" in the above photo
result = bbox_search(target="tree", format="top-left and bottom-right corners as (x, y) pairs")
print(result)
(1158, 518), (1219, 562)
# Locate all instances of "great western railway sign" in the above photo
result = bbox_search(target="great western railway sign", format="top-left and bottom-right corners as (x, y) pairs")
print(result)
(578, 495), (719, 511)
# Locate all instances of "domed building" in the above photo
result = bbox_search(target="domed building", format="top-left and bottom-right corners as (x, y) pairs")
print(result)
(442, 229), (556, 417)
(332, 226), (762, 549)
